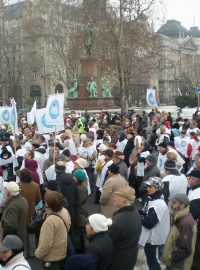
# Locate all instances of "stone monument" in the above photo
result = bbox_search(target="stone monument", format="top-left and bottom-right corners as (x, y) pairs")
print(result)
(66, 16), (115, 110)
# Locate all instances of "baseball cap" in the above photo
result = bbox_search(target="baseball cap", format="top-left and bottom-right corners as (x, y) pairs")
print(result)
(144, 177), (163, 189)
(0, 235), (23, 252)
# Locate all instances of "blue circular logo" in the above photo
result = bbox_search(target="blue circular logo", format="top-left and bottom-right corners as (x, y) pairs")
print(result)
(180, 141), (187, 147)
(49, 100), (59, 120)
(41, 113), (54, 128)
(2, 110), (10, 122)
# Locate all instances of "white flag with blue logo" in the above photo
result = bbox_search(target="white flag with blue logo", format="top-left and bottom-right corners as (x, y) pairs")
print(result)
(35, 108), (64, 134)
(27, 101), (37, 125)
(146, 88), (158, 108)
(10, 98), (19, 134)
(0, 107), (12, 124)
(45, 94), (64, 125)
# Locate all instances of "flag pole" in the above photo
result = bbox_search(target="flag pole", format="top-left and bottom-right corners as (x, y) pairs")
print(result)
(53, 125), (57, 165)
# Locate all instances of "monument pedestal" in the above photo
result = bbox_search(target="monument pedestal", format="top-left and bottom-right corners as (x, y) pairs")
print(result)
(66, 57), (116, 110)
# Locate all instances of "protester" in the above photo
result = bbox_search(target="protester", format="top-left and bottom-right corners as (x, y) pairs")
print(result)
(85, 214), (113, 270)
(1, 182), (28, 245)
(35, 191), (71, 270)
(162, 159), (188, 206)
(112, 151), (128, 179)
(187, 169), (200, 270)
(100, 164), (128, 218)
(0, 235), (31, 269)
(108, 186), (141, 270)
(139, 177), (170, 270)
(19, 168), (41, 257)
(73, 169), (88, 252)
(162, 193), (196, 270)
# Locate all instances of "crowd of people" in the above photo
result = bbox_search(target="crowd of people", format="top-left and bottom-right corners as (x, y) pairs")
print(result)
(0, 108), (199, 270)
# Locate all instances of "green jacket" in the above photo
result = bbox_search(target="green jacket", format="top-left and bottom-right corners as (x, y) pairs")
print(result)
(74, 183), (88, 227)
(162, 206), (196, 270)
(1, 195), (28, 243)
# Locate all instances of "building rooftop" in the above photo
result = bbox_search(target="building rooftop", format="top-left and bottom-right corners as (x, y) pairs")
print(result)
(4, 0), (27, 20)
(157, 20), (188, 38)
(189, 26), (200, 38)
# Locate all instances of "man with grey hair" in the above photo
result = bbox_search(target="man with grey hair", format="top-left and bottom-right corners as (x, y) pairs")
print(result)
(108, 186), (141, 270)
(1, 182), (28, 245)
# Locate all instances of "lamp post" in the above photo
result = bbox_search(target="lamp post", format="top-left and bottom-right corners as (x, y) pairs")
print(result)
(195, 85), (200, 111)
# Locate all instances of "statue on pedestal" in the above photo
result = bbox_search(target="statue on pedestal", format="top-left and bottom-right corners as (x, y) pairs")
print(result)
(68, 79), (78, 98)
(87, 77), (97, 97)
(84, 22), (93, 56)
(101, 77), (112, 97)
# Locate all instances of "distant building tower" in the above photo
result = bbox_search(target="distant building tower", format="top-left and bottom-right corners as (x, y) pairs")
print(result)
(157, 20), (188, 38)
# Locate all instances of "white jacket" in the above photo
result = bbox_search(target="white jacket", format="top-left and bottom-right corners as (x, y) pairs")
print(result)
(2, 252), (31, 270)
(139, 198), (170, 246)
(162, 173), (188, 204)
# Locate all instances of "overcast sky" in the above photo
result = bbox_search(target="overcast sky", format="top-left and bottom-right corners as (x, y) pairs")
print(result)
(164, 0), (200, 30)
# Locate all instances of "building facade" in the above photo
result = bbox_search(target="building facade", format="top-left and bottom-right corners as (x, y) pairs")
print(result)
(157, 20), (200, 104)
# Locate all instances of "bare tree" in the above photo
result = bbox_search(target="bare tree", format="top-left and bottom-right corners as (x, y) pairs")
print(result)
(87, 0), (160, 112)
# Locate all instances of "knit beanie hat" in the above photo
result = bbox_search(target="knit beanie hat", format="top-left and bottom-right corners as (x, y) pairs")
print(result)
(164, 159), (177, 170)
(108, 163), (120, 174)
(74, 169), (87, 182)
(146, 154), (157, 163)
(172, 193), (189, 206)
(158, 142), (167, 148)
(88, 214), (112, 233)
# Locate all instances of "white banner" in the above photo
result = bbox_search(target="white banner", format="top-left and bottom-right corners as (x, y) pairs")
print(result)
(45, 93), (64, 125)
(146, 88), (158, 108)
(35, 108), (64, 134)
(27, 101), (37, 125)
(10, 99), (19, 134)
(0, 107), (12, 124)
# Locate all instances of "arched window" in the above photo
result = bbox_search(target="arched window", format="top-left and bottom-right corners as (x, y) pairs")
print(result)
(30, 85), (41, 107)
(55, 84), (64, 93)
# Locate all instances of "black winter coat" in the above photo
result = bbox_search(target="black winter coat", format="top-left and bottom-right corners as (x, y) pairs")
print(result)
(108, 205), (142, 270)
(56, 170), (77, 221)
(123, 138), (135, 167)
(86, 232), (113, 270)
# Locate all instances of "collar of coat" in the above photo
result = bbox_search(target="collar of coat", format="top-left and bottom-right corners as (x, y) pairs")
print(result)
(172, 206), (190, 224)
(113, 205), (135, 216)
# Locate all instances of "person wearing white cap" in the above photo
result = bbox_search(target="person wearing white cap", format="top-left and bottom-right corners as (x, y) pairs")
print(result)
(1, 182), (28, 247)
(0, 234), (31, 270)
(85, 214), (113, 270)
